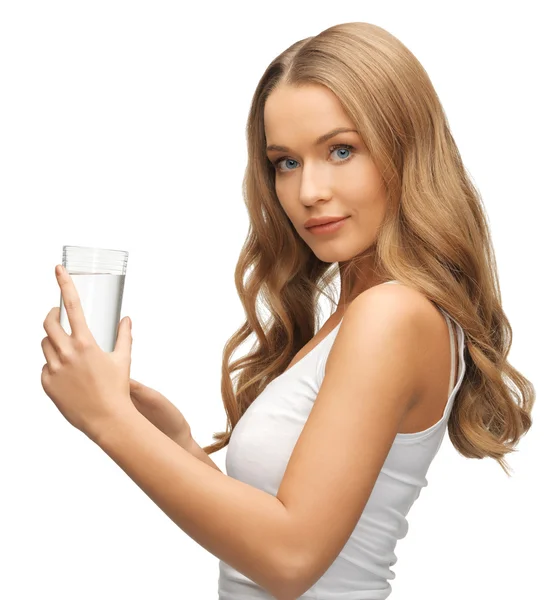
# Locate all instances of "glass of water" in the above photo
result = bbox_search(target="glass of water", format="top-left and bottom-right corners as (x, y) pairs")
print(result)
(59, 245), (129, 352)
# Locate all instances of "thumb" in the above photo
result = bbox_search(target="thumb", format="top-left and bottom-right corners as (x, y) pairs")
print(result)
(115, 316), (132, 355)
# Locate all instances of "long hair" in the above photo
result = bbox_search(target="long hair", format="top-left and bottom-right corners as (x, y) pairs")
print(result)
(202, 22), (535, 477)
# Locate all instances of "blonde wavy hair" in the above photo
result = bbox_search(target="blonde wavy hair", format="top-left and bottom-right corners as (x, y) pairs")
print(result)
(202, 22), (535, 477)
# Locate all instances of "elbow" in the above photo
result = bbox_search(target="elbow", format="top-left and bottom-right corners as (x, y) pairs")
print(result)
(264, 506), (312, 599)
(268, 548), (311, 600)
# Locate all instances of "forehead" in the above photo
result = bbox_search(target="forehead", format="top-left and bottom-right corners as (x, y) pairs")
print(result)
(264, 84), (355, 141)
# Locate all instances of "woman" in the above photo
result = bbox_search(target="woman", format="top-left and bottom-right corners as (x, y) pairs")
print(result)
(207, 22), (534, 598)
(43, 21), (535, 600)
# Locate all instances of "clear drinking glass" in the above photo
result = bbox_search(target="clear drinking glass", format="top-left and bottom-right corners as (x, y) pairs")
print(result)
(59, 245), (129, 352)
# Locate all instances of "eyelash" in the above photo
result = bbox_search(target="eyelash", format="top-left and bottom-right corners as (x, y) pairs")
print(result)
(271, 144), (356, 173)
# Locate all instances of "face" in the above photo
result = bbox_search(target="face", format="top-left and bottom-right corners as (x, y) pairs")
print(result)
(264, 83), (387, 264)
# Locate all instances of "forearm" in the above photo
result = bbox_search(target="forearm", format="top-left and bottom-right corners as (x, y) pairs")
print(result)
(92, 409), (300, 599)
(182, 436), (222, 473)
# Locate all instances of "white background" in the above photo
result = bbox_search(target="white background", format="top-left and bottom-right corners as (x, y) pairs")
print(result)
(1, 1), (553, 598)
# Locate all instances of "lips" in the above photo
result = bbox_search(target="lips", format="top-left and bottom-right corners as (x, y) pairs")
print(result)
(305, 216), (349, 235)
(304, 216), (348, 229)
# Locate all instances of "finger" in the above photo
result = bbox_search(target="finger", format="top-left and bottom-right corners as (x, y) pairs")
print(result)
(114, 316), (132, 357)
(130, 381), (147, 399)
(43, 306), (72, 356)
(55, 265), (91, 342)
(41, 336), (61, 373)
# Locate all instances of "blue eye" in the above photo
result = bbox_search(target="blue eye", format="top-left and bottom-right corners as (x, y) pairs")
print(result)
(272, 144), (355, 173)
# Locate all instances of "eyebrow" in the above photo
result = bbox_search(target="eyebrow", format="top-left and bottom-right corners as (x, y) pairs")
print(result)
(266, 127), (358, 153)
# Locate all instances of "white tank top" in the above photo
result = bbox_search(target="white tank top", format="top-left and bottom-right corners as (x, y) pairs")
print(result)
(218, 281), (467, 599)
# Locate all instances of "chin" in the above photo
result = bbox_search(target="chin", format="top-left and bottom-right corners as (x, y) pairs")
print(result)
(310, 246), (356, 263)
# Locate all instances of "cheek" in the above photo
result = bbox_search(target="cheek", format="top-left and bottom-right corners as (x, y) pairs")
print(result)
(354, 199), (388, 242)
(346, 163), (380, 193)
(349, 168), (386, 211)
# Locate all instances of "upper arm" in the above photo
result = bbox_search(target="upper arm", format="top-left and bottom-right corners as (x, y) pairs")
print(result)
(276, 284), (428, 597)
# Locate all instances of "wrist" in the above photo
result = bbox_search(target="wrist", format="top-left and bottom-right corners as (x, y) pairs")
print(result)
(89, 405), (144, 448)
(175, 430), (195, 452)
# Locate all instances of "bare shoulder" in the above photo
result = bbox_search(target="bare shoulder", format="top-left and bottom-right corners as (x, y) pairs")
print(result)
(326, 282), (434, 383)
(351, 280), (440, 324)
(340, 281), (447, 396)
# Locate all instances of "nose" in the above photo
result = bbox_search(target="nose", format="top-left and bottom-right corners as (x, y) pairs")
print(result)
(298, 162), (333, 207)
